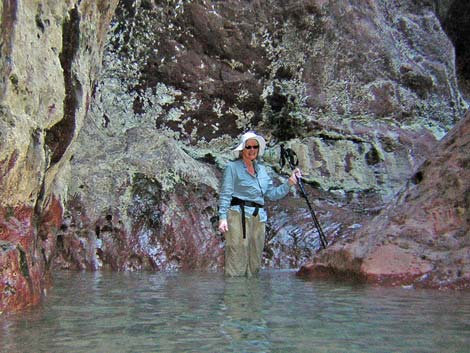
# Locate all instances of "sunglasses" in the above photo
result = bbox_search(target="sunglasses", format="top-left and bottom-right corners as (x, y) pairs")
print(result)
(245, 145), (259, 150)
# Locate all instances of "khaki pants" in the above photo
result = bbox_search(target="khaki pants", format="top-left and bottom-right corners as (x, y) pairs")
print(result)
(224, 209), (266, 277)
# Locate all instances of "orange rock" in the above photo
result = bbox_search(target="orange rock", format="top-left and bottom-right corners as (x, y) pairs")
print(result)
(361, 244), (433, 285)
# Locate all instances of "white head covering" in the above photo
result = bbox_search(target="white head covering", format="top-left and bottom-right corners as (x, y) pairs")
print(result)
(234, 131), (266, 157)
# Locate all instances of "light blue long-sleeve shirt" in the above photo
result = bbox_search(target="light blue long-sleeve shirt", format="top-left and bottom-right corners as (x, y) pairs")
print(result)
(218, 159), (291, 223)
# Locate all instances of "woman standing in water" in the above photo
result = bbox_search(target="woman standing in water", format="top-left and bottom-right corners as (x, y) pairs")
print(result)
(218, 132), (300, 277)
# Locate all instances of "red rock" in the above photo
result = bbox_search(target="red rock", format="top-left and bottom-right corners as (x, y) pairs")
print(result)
(361, 244), (433, 285)
(0, 197), (64, 314)
(299, 110), (470, 289)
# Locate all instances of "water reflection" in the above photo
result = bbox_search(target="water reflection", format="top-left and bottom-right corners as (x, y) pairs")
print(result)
(1, 270), (469, 352)
(222, 277), (270, 351)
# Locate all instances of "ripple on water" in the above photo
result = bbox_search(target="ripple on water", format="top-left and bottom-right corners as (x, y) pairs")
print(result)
(1, 270), (470, 353)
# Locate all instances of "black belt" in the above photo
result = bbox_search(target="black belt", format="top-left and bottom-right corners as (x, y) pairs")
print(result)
(230, 197), (263, 238)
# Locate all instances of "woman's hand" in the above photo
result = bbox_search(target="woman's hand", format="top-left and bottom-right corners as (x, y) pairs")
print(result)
(288, 168), (301, 186)
(218, 219), (229, 233)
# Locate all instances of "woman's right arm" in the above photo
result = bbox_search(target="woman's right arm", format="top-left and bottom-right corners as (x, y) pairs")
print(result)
(218, 163), (234, 233)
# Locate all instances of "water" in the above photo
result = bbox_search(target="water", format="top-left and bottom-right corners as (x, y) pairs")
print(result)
(1, 270), (470, 353)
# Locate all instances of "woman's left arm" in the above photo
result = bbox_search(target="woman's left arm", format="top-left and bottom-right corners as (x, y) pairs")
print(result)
(262, 167), (298, 201)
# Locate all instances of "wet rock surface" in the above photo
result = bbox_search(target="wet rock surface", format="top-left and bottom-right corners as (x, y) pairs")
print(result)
(0, 197), (62, 312)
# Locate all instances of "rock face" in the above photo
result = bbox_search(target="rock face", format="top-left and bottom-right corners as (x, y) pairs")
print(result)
(54, 129), (223, 271)
(299, 109), (470, 289)
(62, 0), (466, 273)
(0, 1), (118, 313)
(439, 0), (470, 100)
(1, 0), (469, 313)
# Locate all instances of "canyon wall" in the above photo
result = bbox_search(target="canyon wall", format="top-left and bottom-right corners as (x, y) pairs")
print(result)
(0, 0), (118, 313)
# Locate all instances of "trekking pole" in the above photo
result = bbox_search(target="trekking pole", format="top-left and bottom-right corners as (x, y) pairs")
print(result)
(280, 144), (328, 250)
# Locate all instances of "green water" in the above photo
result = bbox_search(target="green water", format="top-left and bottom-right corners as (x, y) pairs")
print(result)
(1, 270), (469, 353)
